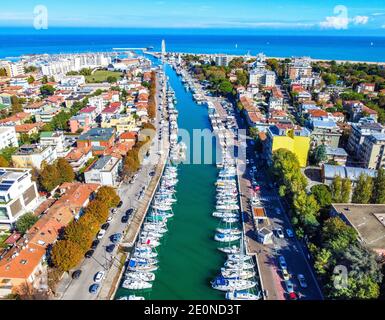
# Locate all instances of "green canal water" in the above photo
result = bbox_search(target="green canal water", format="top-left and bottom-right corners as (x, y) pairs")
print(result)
(116, 62), (225, 300)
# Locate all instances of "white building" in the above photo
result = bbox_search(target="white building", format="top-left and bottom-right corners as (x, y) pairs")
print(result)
(0, 168), (39, 229)
(0, 61), (24, 77)
(0, 127), (18, 149)
(249, 69), (276, 87)
(213, 54), (231, 67)
(11, 145), (57, 169)
(84, 155), (122, 187)
(39, 131), (68, 156)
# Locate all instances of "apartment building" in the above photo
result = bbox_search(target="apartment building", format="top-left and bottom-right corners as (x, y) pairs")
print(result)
(0, 127), (18, 149)
(309, 120), (342, 148)
(0, 169), (39, 229)
(249, 69), (276, 87)
(77, 128), (116, 155)
(84, 155), (122, 186)
(347, 122), (385, 156)
(264, 124), (311, 167)
(360, 133), (385, 169)
(11, 145), (57, 169)
(287, 57), (312, 80)
(39, 131), (68, 156)
(0, 61), (24, 77)
(213, 54), (231, 67)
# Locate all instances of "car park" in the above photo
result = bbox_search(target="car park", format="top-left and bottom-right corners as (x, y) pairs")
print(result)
(97, 229), (106, 239)
(89, 284), (100, 294)
(297, 274), (308, 288)
(72, 270), (82, 279)
(85, 250), (94, 259)
(94, 271), (105, 283)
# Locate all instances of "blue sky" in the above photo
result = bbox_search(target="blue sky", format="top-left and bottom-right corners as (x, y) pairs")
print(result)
(1, 0), (385, 32)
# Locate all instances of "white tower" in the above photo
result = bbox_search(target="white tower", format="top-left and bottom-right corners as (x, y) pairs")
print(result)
(161, 39), (166, 61)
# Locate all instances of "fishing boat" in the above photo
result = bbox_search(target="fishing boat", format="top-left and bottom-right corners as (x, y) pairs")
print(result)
(214, 233), (241, 242)
(225, 290), (260, 300)
(125, 271), (156, 282)
(122, 279), (152, 290)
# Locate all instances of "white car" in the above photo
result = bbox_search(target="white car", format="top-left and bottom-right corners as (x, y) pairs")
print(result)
(107, 216), (113, 223)
(276, 228), (284, 239)
(94, 271), (105, 283)
(97, 229), (106, 239)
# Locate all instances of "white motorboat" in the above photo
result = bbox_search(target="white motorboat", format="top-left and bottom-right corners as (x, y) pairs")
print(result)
(140, 231), (164, 239)
(224, 260), (254, 270)
(140, 238), (161, 248)
(214, 233), (241, 243)
(122, 279), (152, 290)
(218, 245), (240, 254)
(221, 268), (256, 280)
(133, 250), (158, 259)
(216, 204), (239, 211)
(212, 211), (238, 218)
(211, 277), (256, 291)
(222, 217), (239, 224)
(226, 290), (260, 300)
(216, 228), (242, 235)
(125, 271), (156, 282)
(227, 254), (253, 262)
(128, 295), (145, 300)
(129, 257), (158, 266)
(143, 224), (168, 234)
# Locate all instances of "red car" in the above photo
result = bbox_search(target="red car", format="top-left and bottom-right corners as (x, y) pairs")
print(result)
(289, 292), (298, 300)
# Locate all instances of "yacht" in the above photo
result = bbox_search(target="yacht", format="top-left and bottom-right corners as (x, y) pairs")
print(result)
(216, 228), (242, 235)
(221, 268), (256, 280)
(125, 271), (156, 282)
(211, 276), (256, 292)
(218, 245), (240, 254)
(214, 233), (241, 242)
(225, 290), (260, 300)
(122, 279), (152, 290)
(224, 260), (254, 270)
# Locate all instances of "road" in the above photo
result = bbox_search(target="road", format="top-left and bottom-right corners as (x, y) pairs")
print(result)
(57, 69), (168, 300)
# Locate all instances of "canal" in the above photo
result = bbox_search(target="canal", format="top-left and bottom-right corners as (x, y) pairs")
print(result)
(116, 58), (225, 300)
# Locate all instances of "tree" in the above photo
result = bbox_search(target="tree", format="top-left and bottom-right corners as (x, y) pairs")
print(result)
(27, 76), (35, 84)
(51, 240), (83, 271)
(40, 84), (55, 97)
(56, 158), (75, 183)
(39, 164), (60, 192)
(41, 75), (48, 84)
(249, 127), (259, 139)
(341, 179), (352, 203)
(95, 186), (120, 209)
(352, 174), (373, 204)
(0, 155), (9, 167)
(64, 221), (94, 251)
(218, 80), (233, 94)
(372, 168), (385, 204)
(313, 144), (327, 164)
(15, 213), (39, 234)
(106, 76), (117, 83)
(84, 200), (109, 224)
(322, 217), (357, 254)
(0, 146), (18, 162)
(314, 248), (333, 276)
(293, 191), (320, 233)
(311, 184), (332, 209)
(11, 96), (23, 114)
(322, 73), (338, 85)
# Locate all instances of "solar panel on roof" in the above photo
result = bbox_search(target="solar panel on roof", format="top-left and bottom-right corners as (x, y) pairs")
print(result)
(0, 184), (11, 191)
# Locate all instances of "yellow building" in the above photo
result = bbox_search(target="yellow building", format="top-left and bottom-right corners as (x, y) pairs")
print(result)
(101, 115), (137, 135)
(265, 124), (311, 167)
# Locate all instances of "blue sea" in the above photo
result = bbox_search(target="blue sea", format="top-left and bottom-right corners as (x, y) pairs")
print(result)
(1, 28), (385, 62)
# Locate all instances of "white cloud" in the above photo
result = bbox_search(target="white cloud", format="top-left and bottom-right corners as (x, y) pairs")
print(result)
(320, 15), (369, 29)
(382, 24), (385, 29)
(352, 16), (369, 25)
(320, 16), (349, 29)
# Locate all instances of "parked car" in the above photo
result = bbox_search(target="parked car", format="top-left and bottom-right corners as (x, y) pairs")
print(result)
(91, 240), (100, 250)
(85, 250), (95, 259)
(126, 208), (134, 216)
(286, 229), (294, 238)
(111, 233), (122, 243)
(278, 256), (287, 270)
(97, 229), (106, 239)
(101, 223), (110, 231)
(94, 271), (105, 283)
(89, 284), (100, 294)
(282, 268), (290, 281)
(117, 201), (123, 208)
(297, 274), (308, 288)
(276, 228), (285, 239)
(275, 208), (281, 215)
(107, 216), (113, 223)
(289, 291), (298, 300)
(121, 215), (129, 223)
(72, 270), (82, 279)
(285, 280), (294, 293)
(106, 244), (116, 253)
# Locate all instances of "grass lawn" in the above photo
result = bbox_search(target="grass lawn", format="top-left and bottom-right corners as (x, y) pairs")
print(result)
(85, 70), (123, 83)
(0, 232), (10, 248)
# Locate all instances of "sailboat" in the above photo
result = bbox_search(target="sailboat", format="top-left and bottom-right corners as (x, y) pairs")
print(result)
(225, 290), (260, 300)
